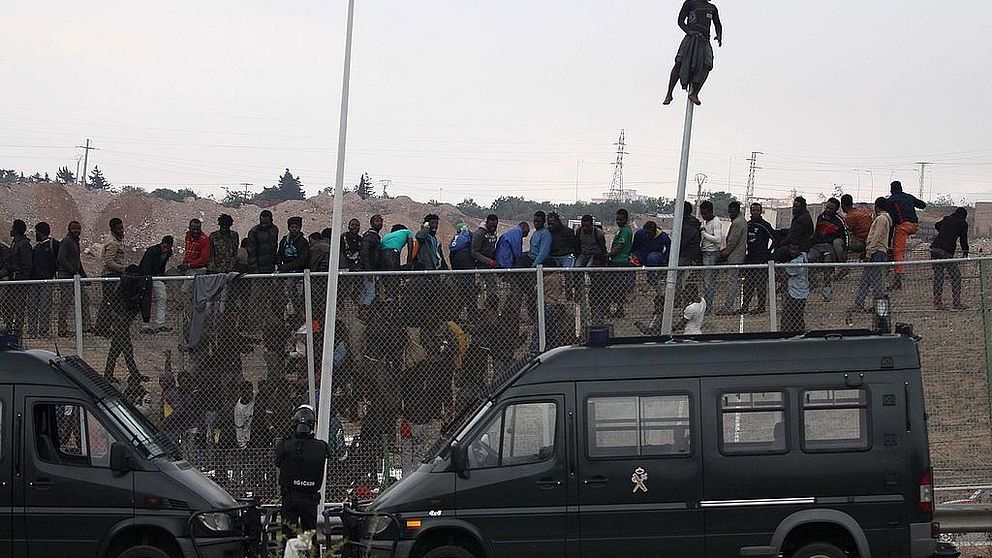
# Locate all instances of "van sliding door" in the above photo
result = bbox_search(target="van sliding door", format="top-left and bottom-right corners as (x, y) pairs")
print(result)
(0, 386), (11, 558)
(576, 379), (704, 558)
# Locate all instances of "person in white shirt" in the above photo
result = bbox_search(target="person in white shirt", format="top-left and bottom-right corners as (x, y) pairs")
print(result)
(782, 243), (810, 333)
(678, 283), (707, 335)
(699, 201), (723, 313)
(233, 381), (255, 449)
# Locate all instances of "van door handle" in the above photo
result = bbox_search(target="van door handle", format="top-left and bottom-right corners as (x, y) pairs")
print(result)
(29, 478), (53, 490)
(582, 476), (610, 486)
(537, 478), (563, 489)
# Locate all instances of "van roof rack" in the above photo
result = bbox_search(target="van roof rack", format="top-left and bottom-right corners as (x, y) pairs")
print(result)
(585, 329), (878, 347)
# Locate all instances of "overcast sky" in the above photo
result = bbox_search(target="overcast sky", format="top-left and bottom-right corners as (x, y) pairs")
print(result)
(2, 0), (990, 206)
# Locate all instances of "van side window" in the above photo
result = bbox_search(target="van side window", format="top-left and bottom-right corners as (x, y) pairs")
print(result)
(587, 395), (691, 458)
(802, 389), (870, 451)
(720, 391), (787, 455)
(467, 402), (556, 469)
(34, 403), (116, 468)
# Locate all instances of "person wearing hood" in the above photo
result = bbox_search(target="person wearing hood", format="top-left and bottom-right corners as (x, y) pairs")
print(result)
(247, 210), (279, 273)
(278, 216), (310, 272)
(888, 180), (927, 287)
(930, 207), (970, 310)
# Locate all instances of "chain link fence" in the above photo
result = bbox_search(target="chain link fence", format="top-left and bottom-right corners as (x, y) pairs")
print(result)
(2, 258), (991, 502)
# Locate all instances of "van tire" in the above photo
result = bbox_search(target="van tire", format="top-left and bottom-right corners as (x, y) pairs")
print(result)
(422, 545), (477, 558)
(790, 542), (847, 558)
(114, 545), (173, 558)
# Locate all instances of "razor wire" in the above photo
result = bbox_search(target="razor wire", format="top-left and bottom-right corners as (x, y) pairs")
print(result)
(1, 257), (991, 502)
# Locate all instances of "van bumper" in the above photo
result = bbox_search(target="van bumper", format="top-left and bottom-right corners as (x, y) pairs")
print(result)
(177, 536), (246, 558)
(909, 522), (937, 558)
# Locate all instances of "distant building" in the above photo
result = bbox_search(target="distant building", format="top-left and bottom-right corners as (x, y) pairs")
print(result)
(591, 189), (652, 204)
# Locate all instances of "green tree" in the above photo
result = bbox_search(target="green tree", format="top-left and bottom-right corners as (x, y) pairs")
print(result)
(707, 191), (739, 218)
(87, 166), (111, 190)
(150, 188), (199, 202)
(0, 170), (20, 184)
(277, 168), (305, 200)
(56, 167), (75, 184)
(253, 168), (306, 205)
(457, 198), (487, 219)
(352, 173), (374, 200)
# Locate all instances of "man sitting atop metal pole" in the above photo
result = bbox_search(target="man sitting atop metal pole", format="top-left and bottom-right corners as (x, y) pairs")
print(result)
(663, 0), (723, 106)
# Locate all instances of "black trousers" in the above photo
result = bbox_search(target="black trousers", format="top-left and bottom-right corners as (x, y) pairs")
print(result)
(281, 491), (320, 533)
(105, 307), (139, 378)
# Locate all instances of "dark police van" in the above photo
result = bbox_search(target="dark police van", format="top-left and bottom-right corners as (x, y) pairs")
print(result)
(0, 342), (248, 558)
(341, 330), (940, 558)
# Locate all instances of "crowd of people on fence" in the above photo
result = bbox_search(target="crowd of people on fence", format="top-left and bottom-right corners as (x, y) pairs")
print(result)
(0, 179), (974, 491)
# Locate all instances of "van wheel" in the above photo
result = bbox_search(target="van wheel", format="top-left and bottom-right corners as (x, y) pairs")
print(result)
(790, 542), (847, 558)
(423, 545), (477, 558)
(115, 545), (173, 558)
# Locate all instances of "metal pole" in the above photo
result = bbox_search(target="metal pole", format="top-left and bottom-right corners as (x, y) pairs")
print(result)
(317, 0), (356, 510)
(980, 260), (992, 441)
(303, 270), (317, 409)
(536, 266), (547, 352)
(661, 98), (695, 334)
(73, 275), (84, 356)
(767, 261), (778, 331)
(80, 139), (90, 186)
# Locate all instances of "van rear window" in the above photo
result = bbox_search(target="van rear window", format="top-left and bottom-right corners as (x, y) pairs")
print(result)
(587, 395), (691, 458)
(802, 389), (870, 452)
(720, 391), (787, 455)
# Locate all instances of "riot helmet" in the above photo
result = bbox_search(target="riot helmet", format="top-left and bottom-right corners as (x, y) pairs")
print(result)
(291, 404), (317, 437)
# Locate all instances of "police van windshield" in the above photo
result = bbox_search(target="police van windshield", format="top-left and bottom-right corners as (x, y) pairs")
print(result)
(103, 398), (181, 460)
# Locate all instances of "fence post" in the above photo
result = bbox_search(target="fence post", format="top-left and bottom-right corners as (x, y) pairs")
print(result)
(767, 261), (778, 332)
(536, 266), (547, 353)
(980, 259), (992, 439)
(73, 274), (84, 356)
(303, 270), (317, 409)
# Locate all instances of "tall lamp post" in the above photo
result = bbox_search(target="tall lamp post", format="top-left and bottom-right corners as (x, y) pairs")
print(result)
(317, 0), (357, 512)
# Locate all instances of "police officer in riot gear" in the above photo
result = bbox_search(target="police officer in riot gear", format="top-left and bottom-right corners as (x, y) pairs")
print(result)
(275, 404), (334, 532)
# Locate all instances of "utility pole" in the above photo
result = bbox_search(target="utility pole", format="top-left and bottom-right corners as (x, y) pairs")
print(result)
(379, 179), (391, 198)
(75, 139), (97, 186)
(745, 151), (762, 206)
(661, 99), (696, 334)
(694, 173), (708, 217)
(239, 182), (253, 203)
(915, 161), (932, 200)
(607, 130), (628, 203)
(74, 155), (83, 182)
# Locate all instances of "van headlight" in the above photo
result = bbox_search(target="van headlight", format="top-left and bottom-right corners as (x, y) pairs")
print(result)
(197, 512), (235, 533)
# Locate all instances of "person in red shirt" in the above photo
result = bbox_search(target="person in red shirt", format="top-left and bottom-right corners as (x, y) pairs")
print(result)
(178, 218), (211, 273)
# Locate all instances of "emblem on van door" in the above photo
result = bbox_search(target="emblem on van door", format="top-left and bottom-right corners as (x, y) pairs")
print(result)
(631, 468), (649, 493)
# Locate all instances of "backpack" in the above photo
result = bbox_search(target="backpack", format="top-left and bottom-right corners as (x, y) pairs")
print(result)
(449, 229), (471, 254)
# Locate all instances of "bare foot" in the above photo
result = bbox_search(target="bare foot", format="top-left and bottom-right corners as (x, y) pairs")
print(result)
(688, 93), (701, 106)
(662, 95), (673, 105)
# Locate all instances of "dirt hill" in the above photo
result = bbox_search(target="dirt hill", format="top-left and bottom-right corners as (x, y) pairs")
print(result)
(0, 182), (481, 275)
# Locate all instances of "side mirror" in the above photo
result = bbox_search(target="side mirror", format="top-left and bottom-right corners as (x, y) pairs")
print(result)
(450, 442), (468, 478)
(110, 442), (130, 473)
